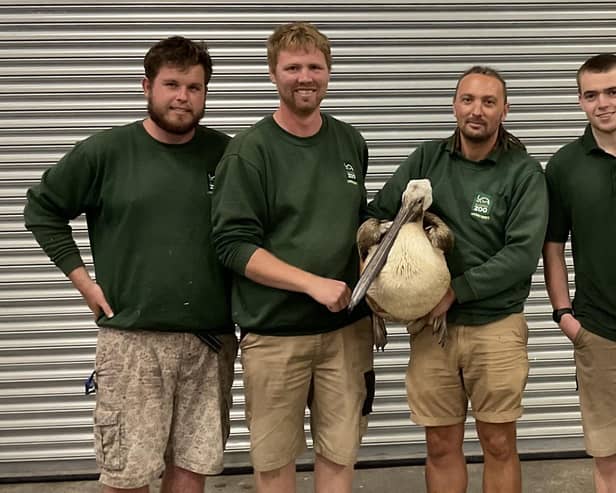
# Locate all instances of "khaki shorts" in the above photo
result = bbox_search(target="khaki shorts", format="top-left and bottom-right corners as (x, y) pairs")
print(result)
(240, 317), (374, 472)
(406, 313), (529, 426)
(573, 326), (616, 457)
(93, 328), (238, 489)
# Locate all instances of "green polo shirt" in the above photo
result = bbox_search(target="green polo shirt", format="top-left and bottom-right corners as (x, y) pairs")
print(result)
(367, 128), (548, 326)
(545, 125), (616, 341)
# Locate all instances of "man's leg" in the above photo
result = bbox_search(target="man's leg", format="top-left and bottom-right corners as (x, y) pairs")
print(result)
(476, 420), (521, 493)
(594, 454), (616, 493)
(425, 423), (466, 493)
(254, 462), (296, 493)
(165, 334), (238, 487)
(314, 454), (353, 493)
(310, 318), (374, 493)
(240, 333), (314, 491)
(102, 487), (148, 493)
(573, 329), (616, 493)
(160, 465), (205, 493)
(461, 315), (528, 493)
(95, 329), (175, 491)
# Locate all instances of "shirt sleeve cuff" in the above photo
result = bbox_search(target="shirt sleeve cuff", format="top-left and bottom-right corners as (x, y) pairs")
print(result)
(229, 243), (260, 276)
(451, 274), (476, 304)
(57, 253), (86, 277)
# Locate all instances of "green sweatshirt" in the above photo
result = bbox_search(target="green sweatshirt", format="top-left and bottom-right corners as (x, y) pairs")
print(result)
(367, 129), (548, 325)
(545, 125), (616, 341)
(24, 121), (234, 335)
(212, 114), (370, 335)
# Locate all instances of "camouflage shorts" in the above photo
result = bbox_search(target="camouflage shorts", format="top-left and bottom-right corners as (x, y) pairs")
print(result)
(93, 328), (237, 489)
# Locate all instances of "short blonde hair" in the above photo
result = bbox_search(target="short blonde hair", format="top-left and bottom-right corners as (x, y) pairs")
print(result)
(267, 22), (332, 72)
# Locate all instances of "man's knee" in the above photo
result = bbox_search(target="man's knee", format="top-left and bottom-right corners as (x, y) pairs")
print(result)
(477, 421), (518, 461)
(595, 454), (616, 473)
(426, 425), (464, 460)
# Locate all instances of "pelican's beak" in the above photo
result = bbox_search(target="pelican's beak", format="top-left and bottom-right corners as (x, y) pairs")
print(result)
(348, 196), (424, 312)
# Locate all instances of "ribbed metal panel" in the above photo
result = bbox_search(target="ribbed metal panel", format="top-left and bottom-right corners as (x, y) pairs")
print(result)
(1, 0), (611, 479)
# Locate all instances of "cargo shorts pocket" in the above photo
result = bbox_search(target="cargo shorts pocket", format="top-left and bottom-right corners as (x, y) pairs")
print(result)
(94, 410), (124, 471)
(362, 370), (376, 416)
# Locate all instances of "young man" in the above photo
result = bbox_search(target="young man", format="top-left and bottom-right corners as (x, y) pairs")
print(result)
(366, 66), (548, 493)
(543, 53), (616, 493)
(212, 22), (373, 493)
(24, 36), (237, 493)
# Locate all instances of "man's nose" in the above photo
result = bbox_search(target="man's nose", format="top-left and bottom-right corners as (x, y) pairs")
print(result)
(175, 86), (188, 100)
(470, 100), (483, 115)
(298, 67), (312, 81)
(597, 91), (612, 107)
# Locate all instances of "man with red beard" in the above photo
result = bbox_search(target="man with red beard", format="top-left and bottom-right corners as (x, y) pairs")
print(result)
(366, 66), (548, 493)
(24, 36), (237, 493)
(543, 54), (616, 493)
(212, 22), (373, 493)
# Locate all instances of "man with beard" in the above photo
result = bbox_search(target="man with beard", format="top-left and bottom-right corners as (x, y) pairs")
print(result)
(366, 66), (548, 493)
(543, 54), (616, 493)
(24, 36), (237, 493)
(212, 22), (373, 493)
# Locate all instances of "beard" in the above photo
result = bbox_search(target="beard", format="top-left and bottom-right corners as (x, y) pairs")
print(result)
(279, 85), (326, 117)
(459, 121), (500, 143)
(147, 98), (204, 135)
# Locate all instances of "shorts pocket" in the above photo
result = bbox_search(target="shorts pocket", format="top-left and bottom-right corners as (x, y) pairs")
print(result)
(94, 410), (124, 471)
(361, 370), (375, 416)
(572, 326), (585, 347)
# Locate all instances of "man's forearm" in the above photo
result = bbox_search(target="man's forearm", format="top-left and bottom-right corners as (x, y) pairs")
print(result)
(67, 265), (96, 295)
(542, 241), (572, 309)
(244, 247), (316, 295)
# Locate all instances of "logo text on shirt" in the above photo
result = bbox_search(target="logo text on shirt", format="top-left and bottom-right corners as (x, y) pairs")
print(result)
(470, 192), (492, 221)
(344, 162), (358, 185)
(207, 172), (215, 194)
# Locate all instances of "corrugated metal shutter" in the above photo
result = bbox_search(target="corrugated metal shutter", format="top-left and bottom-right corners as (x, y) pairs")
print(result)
(1, 0), (611, 478)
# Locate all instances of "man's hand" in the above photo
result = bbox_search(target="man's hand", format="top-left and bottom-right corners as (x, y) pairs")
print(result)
(559, 313), (582, 343)
(81, 281), (114, 319)
(427, 286), (456, 325)
(306, 277), (351, 312)
(68, 266), (114, 319)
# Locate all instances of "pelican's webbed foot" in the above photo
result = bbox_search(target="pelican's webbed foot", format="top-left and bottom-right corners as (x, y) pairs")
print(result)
(372, 314), (388, 351)
(432, 315), (448, 347)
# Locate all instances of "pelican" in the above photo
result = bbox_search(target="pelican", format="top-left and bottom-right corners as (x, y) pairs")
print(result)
(349, 179), (454, 349)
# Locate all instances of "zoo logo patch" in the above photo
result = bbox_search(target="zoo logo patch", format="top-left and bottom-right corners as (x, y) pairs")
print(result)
(207, 171), (216, 194)
(470, 192), (493, 221)
(344, 162), (358, 185)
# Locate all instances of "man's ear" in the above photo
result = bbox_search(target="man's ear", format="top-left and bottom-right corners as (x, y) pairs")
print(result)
(142, 77), (151, 97)
(501, 102), (510, 122)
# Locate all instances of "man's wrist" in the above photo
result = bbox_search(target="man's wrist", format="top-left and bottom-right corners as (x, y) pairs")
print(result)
(552, 307), (574, 324)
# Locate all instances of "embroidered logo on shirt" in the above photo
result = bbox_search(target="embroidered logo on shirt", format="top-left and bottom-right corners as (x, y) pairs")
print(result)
(344, 162), (358, 185)
(470, 192), (493, 221)
(207, 172), (215, 194)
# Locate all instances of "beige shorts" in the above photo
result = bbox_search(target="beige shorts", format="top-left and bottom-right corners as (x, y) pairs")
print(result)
(240, 317), (374, 472)
(573, 326), (616, 457)
(406, 313), (529, 426)
(93, 328), (238, 489)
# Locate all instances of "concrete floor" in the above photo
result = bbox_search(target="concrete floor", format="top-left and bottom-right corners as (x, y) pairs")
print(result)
(0, 458), (595, 492)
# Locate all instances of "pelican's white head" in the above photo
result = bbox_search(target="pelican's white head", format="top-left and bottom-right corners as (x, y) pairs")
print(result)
(401, 179), (433, 211)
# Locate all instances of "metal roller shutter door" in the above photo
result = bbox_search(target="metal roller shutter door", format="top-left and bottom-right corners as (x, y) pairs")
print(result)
(1, 0), (611, 478)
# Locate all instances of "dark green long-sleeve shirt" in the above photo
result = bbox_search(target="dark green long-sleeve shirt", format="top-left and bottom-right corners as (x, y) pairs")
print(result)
(24, 121), (234, 335)
(212, 114), (370, 335)
(367, 130), (548, 325)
